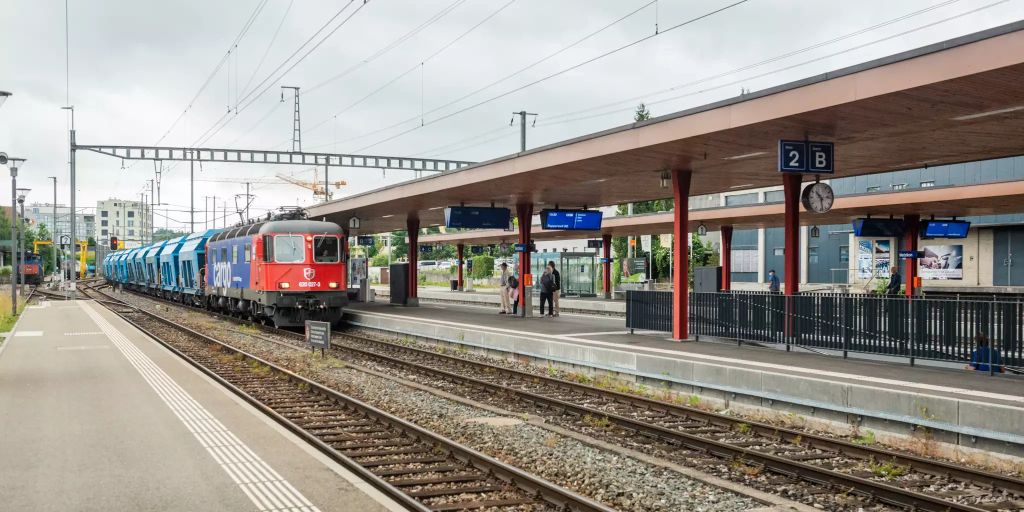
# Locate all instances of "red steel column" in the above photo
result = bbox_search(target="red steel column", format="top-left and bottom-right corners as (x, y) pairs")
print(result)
(407, 217), (420, 304)
(341, 230), (350, 290)
(720, 225), (733, 291)
(516, 203), (533, 317)
(904, 214), (920, 297)
(782, 174), (802, 295)
(672, 169), (692, 340)
(456, 243), (465, 291)
(602, 233), (612, 299)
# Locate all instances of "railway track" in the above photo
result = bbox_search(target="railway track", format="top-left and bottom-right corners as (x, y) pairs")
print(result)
(81, 285), (614, 512)
(91, 284), (1024, 511)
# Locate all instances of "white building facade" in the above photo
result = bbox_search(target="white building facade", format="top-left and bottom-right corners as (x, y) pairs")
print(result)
(95, 199), (154, 248)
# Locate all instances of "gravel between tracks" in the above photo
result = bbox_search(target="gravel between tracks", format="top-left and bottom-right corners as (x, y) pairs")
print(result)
(116, 294), (762, 512)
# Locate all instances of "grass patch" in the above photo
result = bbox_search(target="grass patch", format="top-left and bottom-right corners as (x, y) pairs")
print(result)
(869, 459), (908, 479)
(853, 430), (877, 446)
(0, 294), (27, 333)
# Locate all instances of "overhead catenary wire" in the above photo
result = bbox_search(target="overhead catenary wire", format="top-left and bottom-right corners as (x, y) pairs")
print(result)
(305, 0), (660, 150)
(277, 0), (518, 150)
(196, 0), (368, 147)
(399, 0), (979, 160)
(350, 0), (752, 153)
(533, 0), (1004, 130)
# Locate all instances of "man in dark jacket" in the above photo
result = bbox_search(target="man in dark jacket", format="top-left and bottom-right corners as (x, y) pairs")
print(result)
(548, 261), (561, 316)
(539, 267), (555, 317)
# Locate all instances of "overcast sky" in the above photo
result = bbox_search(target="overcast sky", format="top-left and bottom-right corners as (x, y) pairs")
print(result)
(1, 0), (1021, 233)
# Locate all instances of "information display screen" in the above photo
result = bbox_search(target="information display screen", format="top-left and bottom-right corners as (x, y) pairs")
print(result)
(922, 220), (971, 239)
(540, 209), (603, 230)
(444, 206), (511, 229)
(852, 218), (904, 238)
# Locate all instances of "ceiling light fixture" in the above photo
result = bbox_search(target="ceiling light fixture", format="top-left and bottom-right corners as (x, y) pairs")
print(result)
(729, 183), (754, 189)
(659, 170), (671, 189)
(381, 214), (394, 218)
(722, 151), (767, 160)
(952, 106), (1024, 121)
(429, 206), (444, 210)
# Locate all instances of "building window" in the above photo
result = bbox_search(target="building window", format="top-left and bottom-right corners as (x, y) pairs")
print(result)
(101, 229), (108, 236)
(773, 248), (784, 256)
(808, 246), (819, 264)
(725, 192), (759, 206)
(128, 229), (135, 236)
(764, 190), (785, 203)
(116, 211), (120, 217)
(128, 220), (134, 227)
(128, 211), (134, 218)
(866, 186), (880, 193)
(101, 210), (108, 217)
(921, 181), (935, 188)
(116, 220), (120, 227)
(892, 183), (908, 190)
(839, 246), (849, 263)
(101, 220), (108, 227)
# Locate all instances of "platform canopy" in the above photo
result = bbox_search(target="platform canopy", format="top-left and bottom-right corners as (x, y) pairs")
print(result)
(308, 22), (1024, 235)
(415, 179), (1024, 246)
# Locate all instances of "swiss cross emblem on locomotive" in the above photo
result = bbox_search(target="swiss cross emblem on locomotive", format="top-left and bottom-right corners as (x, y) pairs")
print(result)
(304, 268), (316, 280)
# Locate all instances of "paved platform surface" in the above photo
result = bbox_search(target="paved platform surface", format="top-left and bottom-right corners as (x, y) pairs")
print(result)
(0, 299), (404, 512)
(348, 300), (1024, 452)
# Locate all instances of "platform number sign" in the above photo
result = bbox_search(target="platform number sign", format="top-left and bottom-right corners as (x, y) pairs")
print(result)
(778, 140), (834, 174)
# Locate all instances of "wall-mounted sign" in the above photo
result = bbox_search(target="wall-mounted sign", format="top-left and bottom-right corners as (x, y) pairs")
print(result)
(470, 246), (484, 254)
(587, 239), (603, 249)
(356, 236), (375, 246)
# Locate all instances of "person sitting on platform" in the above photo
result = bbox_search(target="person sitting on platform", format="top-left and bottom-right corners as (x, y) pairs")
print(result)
(767, 269), (780, 293)
(966, 334), (1004, 373)
(887, 269), (902, 295)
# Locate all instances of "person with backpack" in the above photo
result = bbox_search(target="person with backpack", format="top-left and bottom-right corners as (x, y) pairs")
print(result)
(507, 274), (520, 315)
(539, 266), (555, 317)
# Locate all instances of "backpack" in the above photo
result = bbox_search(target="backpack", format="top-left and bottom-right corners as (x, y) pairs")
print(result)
(508, 276), (519, 289)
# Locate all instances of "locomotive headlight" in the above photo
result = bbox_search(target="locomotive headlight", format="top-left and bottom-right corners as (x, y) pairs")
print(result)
(328, 282), (339, 289)
(279, 282), (290, 289)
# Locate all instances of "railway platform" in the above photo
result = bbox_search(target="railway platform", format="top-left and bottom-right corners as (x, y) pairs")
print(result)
(346, 301), (1024, 458)
(0, 298), (405, 512)
(370, 285), (626, 316)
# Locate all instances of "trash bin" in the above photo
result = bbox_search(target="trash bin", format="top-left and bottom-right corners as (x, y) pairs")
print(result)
(450, 279), (458, 291)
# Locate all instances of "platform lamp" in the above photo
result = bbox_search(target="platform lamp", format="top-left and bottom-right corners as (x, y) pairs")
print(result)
(6, 157), (26, 315)
(0, 91), (11, 110)
(16, 188), (29, 294)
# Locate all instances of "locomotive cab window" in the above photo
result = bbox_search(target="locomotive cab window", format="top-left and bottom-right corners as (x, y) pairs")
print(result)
(313, 236), (339, 263)
(274, 235), (305, 263)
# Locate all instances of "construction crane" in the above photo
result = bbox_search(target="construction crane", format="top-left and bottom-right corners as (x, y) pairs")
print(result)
(276, 167), (346, 200)
(195, 167), (346, 200)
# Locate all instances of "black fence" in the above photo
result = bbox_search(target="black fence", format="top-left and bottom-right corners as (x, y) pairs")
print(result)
(626, 290), (1023, 369)
(625, 290), (673, 333)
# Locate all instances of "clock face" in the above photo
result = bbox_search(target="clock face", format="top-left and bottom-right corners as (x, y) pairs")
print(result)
(801, 182), (834, 213)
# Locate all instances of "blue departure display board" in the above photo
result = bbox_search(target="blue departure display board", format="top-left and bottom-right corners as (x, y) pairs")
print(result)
(922, 220), (970, 239)
(540, 210), (603, 230)
(444, 206), (511, 229)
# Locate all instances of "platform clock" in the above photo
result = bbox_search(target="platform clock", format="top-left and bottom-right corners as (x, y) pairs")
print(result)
(801, 182), (834, 213)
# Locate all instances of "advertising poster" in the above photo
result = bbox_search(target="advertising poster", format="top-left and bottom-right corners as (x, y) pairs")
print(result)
(874, 240), (891, 278)
(856, 240), (873, 279)
(920, 245), (964, 280)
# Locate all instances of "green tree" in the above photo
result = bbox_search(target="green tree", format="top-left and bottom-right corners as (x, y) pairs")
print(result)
(153, 228), (187, 242)
(390, 230), (409, 261)
(0, 208), (11, 240)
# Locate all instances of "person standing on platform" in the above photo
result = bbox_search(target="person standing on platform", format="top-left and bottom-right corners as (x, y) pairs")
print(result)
(498, 262), (510, 314)
(548, 261), (561, 317)
(767, 269), (780, 293)
(887, 269), (902, 295)
(508, 273), (520, 315)
(539, 266), (555, 317)
(967, 334), (1004, 373)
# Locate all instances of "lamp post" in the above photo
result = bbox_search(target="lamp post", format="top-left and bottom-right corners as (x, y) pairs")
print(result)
(62, 105), (76, 298)
(49, 177), (57, 283)
(7, 158), (25, 314)
(16, 189), (30, 295)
